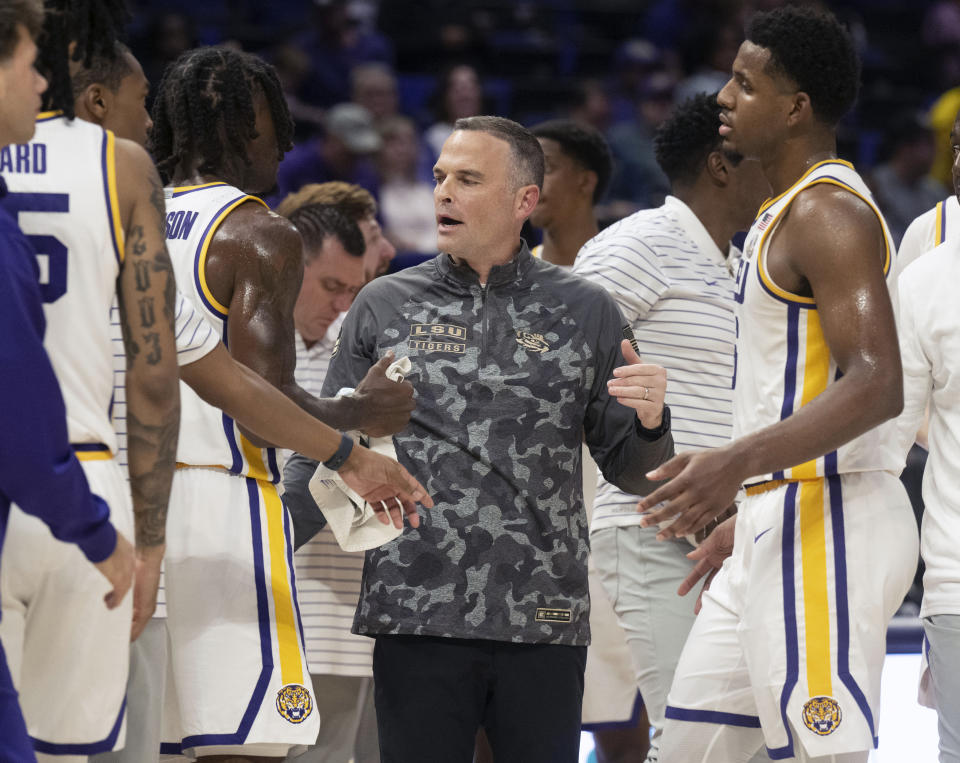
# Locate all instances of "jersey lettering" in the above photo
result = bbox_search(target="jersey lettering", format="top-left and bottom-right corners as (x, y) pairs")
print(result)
(0, 143), (47, 174)
(0, 191), (70, 302)
(165, 209), (199, 241)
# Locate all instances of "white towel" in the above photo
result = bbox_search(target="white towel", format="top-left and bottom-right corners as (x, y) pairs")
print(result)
(308, 357), (412, 552)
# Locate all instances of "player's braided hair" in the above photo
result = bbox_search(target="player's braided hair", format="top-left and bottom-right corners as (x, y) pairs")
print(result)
(38, 0), (131, 118)
(149, 46), (294, 183)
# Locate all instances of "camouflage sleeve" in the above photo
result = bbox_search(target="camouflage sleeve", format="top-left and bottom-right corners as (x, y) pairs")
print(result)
(582, 294), (674, 495)
(320, 289), (379, 399)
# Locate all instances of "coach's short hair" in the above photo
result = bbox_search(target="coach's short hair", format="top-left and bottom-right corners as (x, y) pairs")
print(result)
(453, 115), (545, 190)
(747, 6), (860, 127)
(0, 0), (42, 62)
(654, 92), (724, 188)
(531, 119), (613, 202)
(276, 181), (378, 223)
(286, 203), (365, 262)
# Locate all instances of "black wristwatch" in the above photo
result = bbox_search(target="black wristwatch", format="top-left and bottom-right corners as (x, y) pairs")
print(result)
(636, 405), (671, 441)
(322, 432), (355, 471)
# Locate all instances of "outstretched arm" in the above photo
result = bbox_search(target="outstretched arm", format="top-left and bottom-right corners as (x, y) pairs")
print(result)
(180, 343), (431, 519)
(639, 186), (901, 538)
(115, 139), (181, 637)
(204, 205), (415, 441)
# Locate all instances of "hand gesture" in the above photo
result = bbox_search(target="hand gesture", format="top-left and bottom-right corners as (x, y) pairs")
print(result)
(352, 352), (416, 437)
(93, 531), (135, 610)
(607, 340), (667, 429)
(637, 447), (741, 540)
(677, 513), (737, 614)
(131, 545), (164, 641)
(337, 445), (434, 529)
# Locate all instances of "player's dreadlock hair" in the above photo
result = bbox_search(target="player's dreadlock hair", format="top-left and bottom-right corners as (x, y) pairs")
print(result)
(150, 46), (294, 183)
(37, 0), (131, 117)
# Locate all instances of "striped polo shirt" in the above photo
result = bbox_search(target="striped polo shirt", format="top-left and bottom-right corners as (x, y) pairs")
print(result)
(287, 314), (373, 677)
(573, 195), (737, 530)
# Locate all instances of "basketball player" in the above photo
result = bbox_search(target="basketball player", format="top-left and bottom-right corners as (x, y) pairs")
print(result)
(575, 93), (769, 763)
(0, 4), (133, 759)
(148, 47), (420, 761)
(898, 105), (960, 269)
(637, 7), (919, 760)
(0, 0), (181, 756)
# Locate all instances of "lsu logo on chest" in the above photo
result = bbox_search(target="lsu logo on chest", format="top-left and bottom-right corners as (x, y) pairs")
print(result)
(408, 323), (467, 353)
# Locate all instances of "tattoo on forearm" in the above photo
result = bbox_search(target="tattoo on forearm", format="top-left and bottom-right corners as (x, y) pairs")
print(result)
(143, 332), (162, 365)
(126, 407), (179, 548)
(138, 297), (156, 328)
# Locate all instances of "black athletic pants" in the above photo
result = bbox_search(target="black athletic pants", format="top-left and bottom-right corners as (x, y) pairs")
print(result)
(373, 634), (587, 763)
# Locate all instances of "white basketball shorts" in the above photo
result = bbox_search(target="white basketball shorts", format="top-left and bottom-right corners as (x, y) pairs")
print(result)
(160, 467), (318, 758)
(0, 454), (133, 754)
(663, 472), (918, 759)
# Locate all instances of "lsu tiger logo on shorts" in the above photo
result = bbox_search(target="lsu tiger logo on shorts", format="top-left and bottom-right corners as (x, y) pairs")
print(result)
(276, 684), (313, 724)
(801, 696), (842, 736)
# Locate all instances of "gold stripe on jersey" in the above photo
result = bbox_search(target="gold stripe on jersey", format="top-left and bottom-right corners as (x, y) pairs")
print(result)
(799, 478), (833, 698)
(756, 175), (892, 307)
(74, 450), (113, 462)
(789, 312), (830, 480)
(171, 181), (230, 196)
(195, 195), (267, 318)
(935, 200), (945, 245)
(260, 480), (304, 686)
(105, 131), (125, 262)
(240, 431), (275, 483)
(756, 159), (855, 217)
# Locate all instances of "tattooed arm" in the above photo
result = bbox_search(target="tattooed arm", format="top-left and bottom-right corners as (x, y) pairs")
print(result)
(203, 204), (414, 442)
(115, 139), (180, 639)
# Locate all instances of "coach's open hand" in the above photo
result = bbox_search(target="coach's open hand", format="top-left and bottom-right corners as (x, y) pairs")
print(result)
(637, 446), (743, 540)
(338, 445), (434, 528)
(607, 340), (667, 429)
(351, 352), (417, 437)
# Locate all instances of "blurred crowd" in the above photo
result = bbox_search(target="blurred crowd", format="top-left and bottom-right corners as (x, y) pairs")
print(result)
(123, 0), (960, 254)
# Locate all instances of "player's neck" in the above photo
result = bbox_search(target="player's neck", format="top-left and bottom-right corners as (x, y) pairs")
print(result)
(540, 209), (597, 267)
(763, 135), (837, 196)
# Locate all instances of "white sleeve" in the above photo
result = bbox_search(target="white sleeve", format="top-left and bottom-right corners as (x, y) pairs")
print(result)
(573, 233), (668, 324)
(897, 205), (939, 275)
(895, 268), (933, 460)
(174, 290), (220, 366)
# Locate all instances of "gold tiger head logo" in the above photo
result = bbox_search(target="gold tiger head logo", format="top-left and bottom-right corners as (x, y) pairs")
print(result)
(276, 684), (313, 724)
(802, 696), (842, 736)
(516, 330), (550, 353)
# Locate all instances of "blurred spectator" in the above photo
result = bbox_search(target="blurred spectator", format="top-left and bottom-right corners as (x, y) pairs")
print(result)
(928, 86), (960, 191)
(424, 63), (484, 160)
(134, 11), (197, 101)
(273, 42), (326, 141)
(378, 116), (438, 254)
(868, 113), (944, 244)
(270, 103), (382, 208)
(607, 39), (662, 125)
(351, 62), (400, 124)
(605, 71), (676, 213)
(674, 18), (741, 105)
(295, 0), (393, 108)
(568, 79), (612, 134)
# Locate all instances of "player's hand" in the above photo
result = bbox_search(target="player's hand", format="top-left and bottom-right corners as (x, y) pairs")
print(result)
(337, 445), (434, 529)
(607, 340), (667, 429)
(93, 531), (135, 610)
(678, 514), (737, 614)
(637, 446), (742, 540)
(131, 544), (164, 641)
(352, 352), (416, 437)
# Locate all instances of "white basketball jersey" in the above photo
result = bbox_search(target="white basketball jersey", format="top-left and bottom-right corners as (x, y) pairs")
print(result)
(164, 181), (280, 482)
(2, 113), (123, 451)
(898, 194), (959, 272)
(733, 159), (902, 483)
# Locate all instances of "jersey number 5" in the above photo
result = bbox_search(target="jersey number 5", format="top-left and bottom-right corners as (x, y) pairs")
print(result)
(2, 192), (70, 303)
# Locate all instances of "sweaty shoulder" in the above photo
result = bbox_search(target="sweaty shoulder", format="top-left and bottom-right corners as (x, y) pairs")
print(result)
(783, 182), (886, 259)
(114, 136), (164, 225)
(212, 201), (300, 256)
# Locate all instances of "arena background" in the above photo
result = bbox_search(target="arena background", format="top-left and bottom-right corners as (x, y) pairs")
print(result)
(127, 0), (944, 755)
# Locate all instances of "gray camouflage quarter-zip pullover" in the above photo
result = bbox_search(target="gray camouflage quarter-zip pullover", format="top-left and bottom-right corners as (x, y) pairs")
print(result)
(318, 242), (674, 646)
